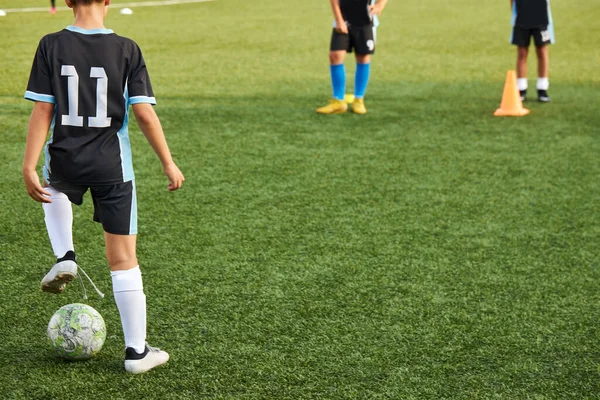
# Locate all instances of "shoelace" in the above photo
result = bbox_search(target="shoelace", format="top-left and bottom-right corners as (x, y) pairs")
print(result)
(76, 264), (105, 299)
(146, 343), (162, 353)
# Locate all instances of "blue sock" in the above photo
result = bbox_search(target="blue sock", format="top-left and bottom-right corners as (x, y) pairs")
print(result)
(330, 64), (346, 100)
(354, 63), (371, 99)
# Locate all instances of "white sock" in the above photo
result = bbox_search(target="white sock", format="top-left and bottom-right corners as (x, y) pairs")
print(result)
(111, 266), (146, 353)
(537, 77), (549, 90)
(517, 78), (528, 91)
(42, 187), (74, 259)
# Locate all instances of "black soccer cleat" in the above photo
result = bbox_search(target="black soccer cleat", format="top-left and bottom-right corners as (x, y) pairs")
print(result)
(519, 89), (527, 102)
(537, 90), (551, 103)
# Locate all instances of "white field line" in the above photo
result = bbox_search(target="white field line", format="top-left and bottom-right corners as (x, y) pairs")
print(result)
(3, 0), (214, 13)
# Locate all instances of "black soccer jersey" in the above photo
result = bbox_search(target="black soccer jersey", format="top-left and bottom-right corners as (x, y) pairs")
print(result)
(25, 26), (156, 185)
(339, 0), (376, 27)
(513, 0), (550, 28)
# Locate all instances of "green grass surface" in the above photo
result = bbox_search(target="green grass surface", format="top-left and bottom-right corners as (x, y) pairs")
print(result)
(1, 0), (599, 398)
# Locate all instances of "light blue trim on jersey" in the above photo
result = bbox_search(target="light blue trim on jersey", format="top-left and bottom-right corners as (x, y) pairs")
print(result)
(371, 0), (379, 28)
(510, 1), (517, 26)
(24, 91), (55, 104)
(510, 1), (516, 43)
(129, 96), (157, 105)
(129, 180), (138, 235)
(42, 112), (57, 182)
(547, 1), (555, 43)
(66, 25), (114, 35)
(118, 83), (135, 182)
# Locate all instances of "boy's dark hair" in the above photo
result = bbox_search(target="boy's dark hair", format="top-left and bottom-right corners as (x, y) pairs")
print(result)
(70, 0), (105, 5)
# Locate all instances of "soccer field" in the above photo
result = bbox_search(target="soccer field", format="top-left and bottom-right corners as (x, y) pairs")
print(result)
(1, 0), (599, 398)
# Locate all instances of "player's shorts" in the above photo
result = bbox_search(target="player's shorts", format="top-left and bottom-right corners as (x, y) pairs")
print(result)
(511, 26), (554, 47)
(48, 179), (137, 235)
(330, 24), (376, 55)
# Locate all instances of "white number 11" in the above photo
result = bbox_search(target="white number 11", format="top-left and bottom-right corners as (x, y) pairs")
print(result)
(61, 65), (112, 128)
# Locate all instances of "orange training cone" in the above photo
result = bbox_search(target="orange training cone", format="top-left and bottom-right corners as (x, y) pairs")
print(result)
(494, 70), (530, 117)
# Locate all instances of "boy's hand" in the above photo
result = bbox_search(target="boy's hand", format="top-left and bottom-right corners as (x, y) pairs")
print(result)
(23, 169), (52, 203)
(164, 163), (185, 191)
(368, 2), (385, 16)
(335, 20), (348, 34)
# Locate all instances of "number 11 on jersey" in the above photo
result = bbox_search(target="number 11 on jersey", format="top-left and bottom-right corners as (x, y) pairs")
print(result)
(61, 65), (112, 128)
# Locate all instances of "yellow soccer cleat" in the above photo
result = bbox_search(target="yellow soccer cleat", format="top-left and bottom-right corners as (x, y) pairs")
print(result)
(351, 98), (367, 114)
(344, 94), (355, 104)
(316, 99), (348, 114)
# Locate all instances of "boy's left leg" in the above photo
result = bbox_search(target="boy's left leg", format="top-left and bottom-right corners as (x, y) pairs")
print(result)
(350, 25), (376, 114)
(41, 185), (81, 293)
(352, 53), (371, 114)
(535, 45), (551, 102)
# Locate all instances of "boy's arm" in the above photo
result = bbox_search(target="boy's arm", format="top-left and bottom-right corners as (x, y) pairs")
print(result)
(132, 103), (184, 191)
(330, 0), (348, 33)
(23, 102), (53, 203)
(369, 0), (389, 16)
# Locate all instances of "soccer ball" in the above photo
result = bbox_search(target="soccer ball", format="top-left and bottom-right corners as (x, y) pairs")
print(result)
(47, 303), (106, 360)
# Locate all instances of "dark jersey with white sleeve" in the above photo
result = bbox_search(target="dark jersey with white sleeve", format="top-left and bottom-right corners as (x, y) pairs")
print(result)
(339, 0), (376, 27)
(513, 0), (550, 28)
(25, 26), (155, 185)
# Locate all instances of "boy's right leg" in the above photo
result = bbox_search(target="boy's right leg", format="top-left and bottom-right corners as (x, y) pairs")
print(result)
(105, 232), (169, 374)
(511, 26), (531, 101)
(317, 50), (348, 114)
(317, 29), (349, 114)
(41, 186), (77, 293)
(516, 46), (529, 101)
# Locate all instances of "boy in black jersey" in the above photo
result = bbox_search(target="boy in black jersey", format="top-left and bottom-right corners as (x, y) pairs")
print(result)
(316, 0), (389, 115)
(23, 0), (184, 374)
(510, 0), (554, 102)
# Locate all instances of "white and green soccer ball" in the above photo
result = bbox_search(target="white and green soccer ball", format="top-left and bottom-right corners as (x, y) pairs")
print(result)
(47, 303), (106, 360)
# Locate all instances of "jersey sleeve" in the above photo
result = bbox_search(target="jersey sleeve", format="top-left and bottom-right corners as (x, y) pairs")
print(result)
(24, 38), (55, 104)
(127, 44), (156, 105)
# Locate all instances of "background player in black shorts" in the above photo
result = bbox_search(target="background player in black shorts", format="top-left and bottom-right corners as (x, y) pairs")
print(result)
(510, 0), (555, 102)
(23, 0), (184, 374)
(316, 0), (389, 115)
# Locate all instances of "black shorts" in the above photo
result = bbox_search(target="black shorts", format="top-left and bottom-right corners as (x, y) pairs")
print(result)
(330, 24), (376, 55)
(48, 179), (137, 235)
(511, 26), (553, 47)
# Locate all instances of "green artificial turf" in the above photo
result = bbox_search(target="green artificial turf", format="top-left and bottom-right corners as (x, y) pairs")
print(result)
(0, 0), (599, 398)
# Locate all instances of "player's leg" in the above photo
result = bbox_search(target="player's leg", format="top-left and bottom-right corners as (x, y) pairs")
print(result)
(40, 183), (85, 293)
(350, 25), (376, 114)
(50, 0), (56, 13)
(516, 46), (529, 101)
(317, 29), (349, 114)
(352, 53), (371, 114)
(533, 27), (552, 102)
(329, 50), (347, 101)
(511, 26), (530, 101)
(93, 182), (168, 373)
(104, 233), (146, 356)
